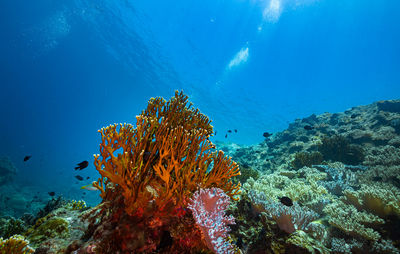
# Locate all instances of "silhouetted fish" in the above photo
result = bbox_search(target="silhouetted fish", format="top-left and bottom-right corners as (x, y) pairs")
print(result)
(263, 132), (272, 138)
(48, 192), (55, 197)
(75, 161), (89, 170)
(86, 176), (90, 180)
(234, 129), (237, 133)
(228, 130), (232, 133)
(24, 155), (32, 162)
(215, 131), (217, 135)
(75, 175), (84, 181)
(225, 134), (228, 138)
(279, 196), (293, 207)
(304, 125), (314, 130)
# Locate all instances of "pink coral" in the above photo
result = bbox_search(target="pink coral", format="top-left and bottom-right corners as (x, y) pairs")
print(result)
(188, 188), (236, 254)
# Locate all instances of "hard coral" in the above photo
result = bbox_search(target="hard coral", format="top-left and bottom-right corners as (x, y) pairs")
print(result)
(94, 91), (240, 216)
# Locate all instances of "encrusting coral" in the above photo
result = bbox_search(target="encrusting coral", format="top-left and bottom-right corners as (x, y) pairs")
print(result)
(79, 91), (241, 252)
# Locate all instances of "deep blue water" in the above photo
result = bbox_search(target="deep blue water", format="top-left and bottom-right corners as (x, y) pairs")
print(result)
(0, 0), (399, 203)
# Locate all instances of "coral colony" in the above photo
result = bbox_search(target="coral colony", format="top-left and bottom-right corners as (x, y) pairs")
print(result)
(2, 94), (400, 253)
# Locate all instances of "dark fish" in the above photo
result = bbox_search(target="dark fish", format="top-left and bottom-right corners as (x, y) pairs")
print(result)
(75, 175), (84, 181)
(82, 192), (86, 195)
(350, 114), (358, 119)
(228, 130), (232, 133)
(303, 125), (314, 130)
(24, 155), (32, 162)
(75, 161), (89, 170)
(215, 131), (217, 135)
(234, 129), (237, 133)
(263, 132), (272, 138)
(86, 176), (90, 180)
(48, 192), (55, 197)
(279, 196), (293, 207)
(225, 134), (228, 138)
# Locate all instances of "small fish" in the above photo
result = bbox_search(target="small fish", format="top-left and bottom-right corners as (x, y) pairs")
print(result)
(263, 132), (272, 138)
(82, 192), (86, 195)
(303, 125), (314, 130)
(225, 134), (228, 138)
(81, 182), (99, 191)
(75, 161), (89, 170)
(279, 196), (293, 207)
(86, 176), (90, 180)
(215, 131), (217, 135)
(350, 114), (358, 119)
(228, 130), (232, 133)
(75, 175), (84, 181)
(24, 155), (32, 162)
(48, 192), (55, 197)
(234, 129), (237, 133)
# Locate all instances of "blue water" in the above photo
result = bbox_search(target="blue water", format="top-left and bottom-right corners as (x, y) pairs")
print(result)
(0, 0), (399, 203)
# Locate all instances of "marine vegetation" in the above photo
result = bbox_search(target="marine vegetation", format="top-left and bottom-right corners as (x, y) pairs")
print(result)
(75, 91), (241, 253)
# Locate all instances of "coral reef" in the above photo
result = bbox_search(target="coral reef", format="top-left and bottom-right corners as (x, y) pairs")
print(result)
(0, 235), (34, 254)
(2, 97), (399, 253)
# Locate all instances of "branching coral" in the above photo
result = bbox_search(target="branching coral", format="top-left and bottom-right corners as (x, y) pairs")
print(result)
(0, 235), (34, 254)
(93, 91), (241, 216)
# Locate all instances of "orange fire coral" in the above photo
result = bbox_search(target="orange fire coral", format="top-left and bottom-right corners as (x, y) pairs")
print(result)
(93, 91), (241, 216)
